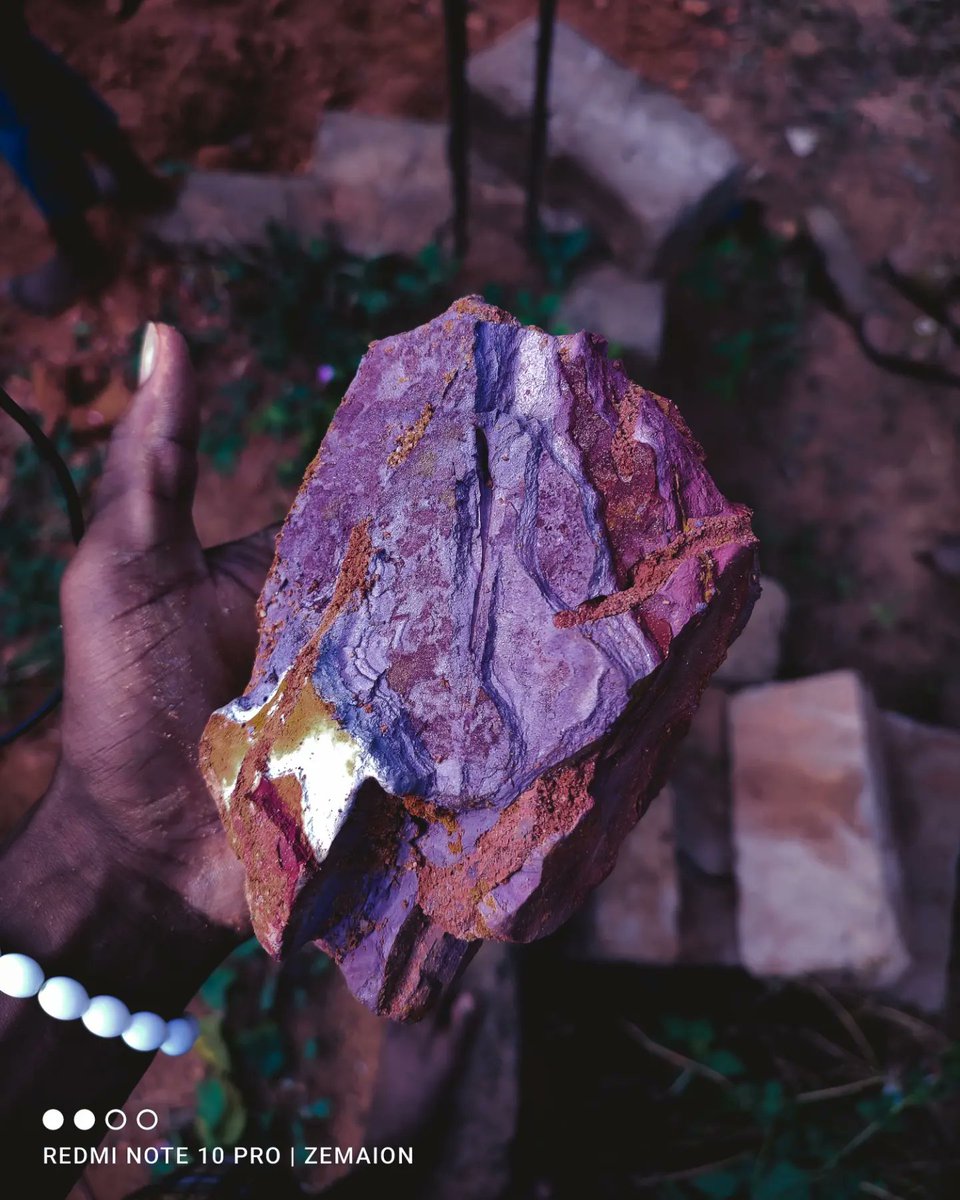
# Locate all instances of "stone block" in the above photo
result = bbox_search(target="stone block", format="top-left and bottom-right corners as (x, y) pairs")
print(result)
(672, 688), (739, 966)
(469, 20), (742, 275)
(311, 112), (452, 257)
(146, 170), (329, 252)
(715, 575), (788, 686)
(579, 786), (680, 964)
(422, 944), (519, 1200)
(883, 712), (960, 1012)
(731, 671), (909, 987)
(558, 265), (664, 364)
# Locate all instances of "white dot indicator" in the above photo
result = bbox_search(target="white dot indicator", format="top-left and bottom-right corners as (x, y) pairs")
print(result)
(74, 1109), (95, 1131)
(42, 1109), (64, 1131)
(105, 1109), (127, 1130)
(136, 1108), (159, 1131)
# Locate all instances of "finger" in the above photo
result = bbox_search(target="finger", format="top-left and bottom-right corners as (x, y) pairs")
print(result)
(91, 322), (201, 549)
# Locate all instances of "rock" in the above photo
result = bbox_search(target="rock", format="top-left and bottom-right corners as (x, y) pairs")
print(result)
(921, 534), (960, 582)
(885, 242), (958, 312)
(788, 28), (823, 58)
(715, 575), (788, 685)
(674, 688), (731, 878)
(805, 206), (876, 320)
(558, 266), (664, 365)
(468, 20), (742, 275)
(311, 112), (452, 258)
(421, 944), (519, 1200)
(785, 127), (819, 158)
(573, 785), (680, 964)
(731, 671), (909, 988)
(201, 297), (759, 1019)
(883, 713), (960, 1013)
(672, 688), (739, 966)
(146, 170), (330, 253)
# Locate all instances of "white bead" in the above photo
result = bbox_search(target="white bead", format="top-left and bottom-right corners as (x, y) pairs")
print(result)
(121, 1011), (168, 1052)
(0, 953), (44, 998)
(38, 976), (89, 1020)
(82, 995), (131, 1039)
(160, 1016), (198, 1057)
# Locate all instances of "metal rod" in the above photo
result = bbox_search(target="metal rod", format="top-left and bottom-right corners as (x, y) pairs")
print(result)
(526, 0), (558, 246)
(443, 0), (470, 258)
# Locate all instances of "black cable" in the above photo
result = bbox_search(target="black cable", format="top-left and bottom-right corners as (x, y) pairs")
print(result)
(526, 0), (558, 247)
(0, 383), (85, 747)
(443, 0), (470, 259)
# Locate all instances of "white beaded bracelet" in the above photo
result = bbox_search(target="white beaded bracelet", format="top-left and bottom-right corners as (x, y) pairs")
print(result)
(0, 951), (199, 1056)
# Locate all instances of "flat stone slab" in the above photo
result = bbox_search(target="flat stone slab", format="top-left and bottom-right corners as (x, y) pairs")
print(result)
(558, 265), (665, 364)
(311, 112), (453, 258)
(731, 671), (909, 988)
(576, 785), (680, 964)
(146, 170), (330, 253)
(201, 297), (758, 1019)
(715, 575), (788, 686)
(883, 712), (960, 1013)
(469, 19), (742, 275)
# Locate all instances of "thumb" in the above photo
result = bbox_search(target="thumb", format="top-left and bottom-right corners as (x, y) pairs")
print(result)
(91, 322), (201, 551)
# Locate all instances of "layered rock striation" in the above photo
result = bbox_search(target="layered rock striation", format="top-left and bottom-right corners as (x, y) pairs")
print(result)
(200, 297), (758, 1018)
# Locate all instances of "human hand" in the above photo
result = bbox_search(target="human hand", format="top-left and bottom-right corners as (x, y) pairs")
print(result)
(54, 323), (277, 936)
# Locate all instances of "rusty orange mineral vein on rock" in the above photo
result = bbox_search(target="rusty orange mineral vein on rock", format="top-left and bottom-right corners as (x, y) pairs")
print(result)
(200, 297), (759, 1019)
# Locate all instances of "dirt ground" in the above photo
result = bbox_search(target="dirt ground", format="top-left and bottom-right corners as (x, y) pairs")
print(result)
(2, 2), (960, 1194)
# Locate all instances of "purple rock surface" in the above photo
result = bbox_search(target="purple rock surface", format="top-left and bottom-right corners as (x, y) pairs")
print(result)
(200, 297), (758, 1019)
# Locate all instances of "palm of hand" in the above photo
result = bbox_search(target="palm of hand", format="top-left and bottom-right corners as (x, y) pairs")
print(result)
(56, 326), (278, 933)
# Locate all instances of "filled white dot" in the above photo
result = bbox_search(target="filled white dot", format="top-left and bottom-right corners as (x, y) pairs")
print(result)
(82, 995), (131, 1039)
(0, 953), (44, 998)
(38, 977), (90, 1021)
(160, 1017), (198, 1057)
(121, 1012), (167, 1053)
(74, 1109), (95, 1131)
(42, 1109), (64, 1131)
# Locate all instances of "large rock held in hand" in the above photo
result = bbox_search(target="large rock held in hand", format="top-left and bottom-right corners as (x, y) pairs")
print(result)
(200, 297), (758, 1019)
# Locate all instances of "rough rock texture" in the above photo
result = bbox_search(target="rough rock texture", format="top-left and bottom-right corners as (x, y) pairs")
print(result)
(200, 297), (758, 1018)
(731, 671), (910, 988)
(469, 20), (743, 275)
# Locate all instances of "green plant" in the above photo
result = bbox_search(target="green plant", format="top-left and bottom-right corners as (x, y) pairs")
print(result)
(194, 229), (453, 479)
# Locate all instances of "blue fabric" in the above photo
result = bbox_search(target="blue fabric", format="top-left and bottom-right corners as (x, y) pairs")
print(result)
(0, 34), (117, 221)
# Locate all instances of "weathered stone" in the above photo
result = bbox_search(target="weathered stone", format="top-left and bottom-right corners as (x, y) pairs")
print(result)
(201, 297), (758, 1018)
(145, 170), (329, 253)
(672, 688), (740, 966)
(574, 785), (680, 964)
(422, 945), (519, 1200)
(311, 113), (452, 258)
(883, 712), (960, 1013)
(558, 266), (664, 365)
(469, 20), (742, 275)
(714, 576), (788, 686)
(805, 206), (876, 320)
(674, 688), (731, 879)
(731, 671), (909, 988)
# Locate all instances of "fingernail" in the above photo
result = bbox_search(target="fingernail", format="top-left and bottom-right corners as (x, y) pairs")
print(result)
(139, 322), (159, 386)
